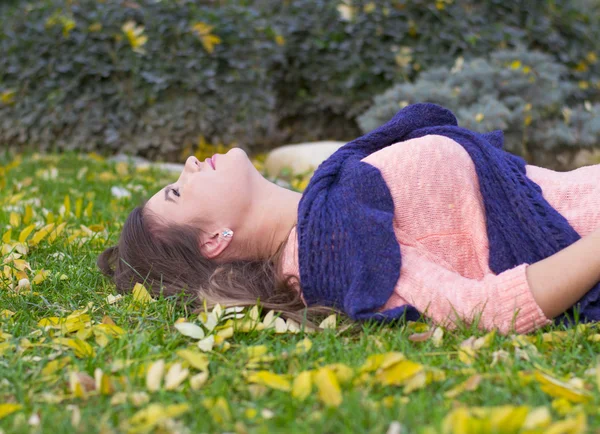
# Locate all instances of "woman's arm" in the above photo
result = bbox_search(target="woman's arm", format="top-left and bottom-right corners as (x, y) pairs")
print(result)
(381, 245), (551, 335)
(526, 226), (600, 319)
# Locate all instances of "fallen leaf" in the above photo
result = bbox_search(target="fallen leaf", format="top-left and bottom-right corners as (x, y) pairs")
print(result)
(444, 374), (482, 398)
(146, 359), (165, 392)
(408, 330), (434, 342)
(0, 403), (22, 420)
(534, 370), (592, 403)
(314, 367), (342, 407)
(176, 349), (209, 371)
(319, 314), (337, 329)
(246, 371), (291, 391)
(164, 363), (189, 390)
(190, 371), (209, 390)
(132, 283), (155, 304)
(174, 322), (205, 339)
(292, 370), (313, 401)
(197, 335), (215, 352)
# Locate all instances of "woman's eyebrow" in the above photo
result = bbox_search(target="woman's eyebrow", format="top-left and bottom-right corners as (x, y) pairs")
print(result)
(164, 185), (176, 203)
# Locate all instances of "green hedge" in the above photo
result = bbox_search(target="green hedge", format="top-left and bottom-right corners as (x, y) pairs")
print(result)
(1, 0), (598, 159)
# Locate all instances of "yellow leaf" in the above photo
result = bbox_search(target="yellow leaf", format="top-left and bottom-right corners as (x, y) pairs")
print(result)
(522, 406), (552, 430)
(0, 403), (22, 420)
(2, 229), (12, 243)
(174, 322), (205, 339)
(0, 309), (15, 319)
(146, 359), (165, 392)
(18, 224), (36, 244)
(29, 223), (55, 246)
(9, 212), (20, 227)
(128, 403), (190, 432)
(94, 368), (114, 395)
(545, 410), (587, 434)
(164, 363), (189, 390)
(64, 195), (71, 216)
(132, 282), (154, 304)
(75, 198), (83, 218)
(53, 337), (95, 358)
(292, 338), (312, 356)
(94, 323), (125, 337)
(23, 205), (32, 225)
(48, 222), (67, 243)
(190, 371), (209, 390)
(177, 349), (209, 371)
(246, 371), (291, 391)
(319, 314), (337, 329)
(292, 371), (313, 400)
(202, 397), (230, 425)
(245, 345), (268, 359)
(326, 363), (354, 385)
(314, 367), (342, 407)
(376, 360), (424, 386)
(444, 374), (482, 398)
(84, 201), (93, 218)
(534, 371), (593, 403)
(32, 269), (50, 284)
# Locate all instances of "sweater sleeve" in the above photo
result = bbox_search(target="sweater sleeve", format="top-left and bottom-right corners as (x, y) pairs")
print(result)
(380, 244), (553, 335)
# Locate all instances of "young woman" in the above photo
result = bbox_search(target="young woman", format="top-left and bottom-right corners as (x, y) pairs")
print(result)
(97, 103), (600, 335)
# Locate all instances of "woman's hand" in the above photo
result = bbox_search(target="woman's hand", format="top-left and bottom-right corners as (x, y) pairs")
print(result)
(526, 227), (600, 318)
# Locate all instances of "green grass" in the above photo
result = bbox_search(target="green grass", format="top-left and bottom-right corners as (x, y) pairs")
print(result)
(0, 152), (599, 434)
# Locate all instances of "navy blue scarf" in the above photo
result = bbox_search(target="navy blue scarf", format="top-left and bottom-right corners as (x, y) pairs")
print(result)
(296, 103), (600, 326)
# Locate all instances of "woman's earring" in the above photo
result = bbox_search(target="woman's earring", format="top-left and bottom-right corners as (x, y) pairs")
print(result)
(221, 229), (233, 238)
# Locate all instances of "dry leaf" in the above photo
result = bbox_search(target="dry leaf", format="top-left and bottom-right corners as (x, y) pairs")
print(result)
(534, 371), (592, 403)
(176, 349), (209, 371)
(174, 322), (205, 339)
(132, 283), (154, 304)
(292, 371), (313, 401)
(164, 363), (189, 390)
(319, 314), (337, 329)
(444, 374), (482, 398)
(246, 371), (291, 391)
(190, 371), (209, 390)
(146, 359), (165, 392)
(0, 403), (22, 420)
(314, 367), (342, 407)
(197, 335), (215, 352)
(408, 330), (434, 342)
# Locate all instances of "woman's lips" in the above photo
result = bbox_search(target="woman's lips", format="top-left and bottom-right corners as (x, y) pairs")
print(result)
(205, 156), (216, 170)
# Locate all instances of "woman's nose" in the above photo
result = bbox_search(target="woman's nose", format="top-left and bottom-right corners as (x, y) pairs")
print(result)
(184, 156), (201, 172)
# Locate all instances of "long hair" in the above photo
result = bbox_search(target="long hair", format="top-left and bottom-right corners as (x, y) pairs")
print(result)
(97, 202), (336, 327)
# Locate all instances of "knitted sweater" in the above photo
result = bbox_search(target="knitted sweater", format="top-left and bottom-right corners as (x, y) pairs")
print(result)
(280, 134), (600, 334)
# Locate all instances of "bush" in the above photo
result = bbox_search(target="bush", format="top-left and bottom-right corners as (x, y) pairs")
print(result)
(357, 48), (600, 162)
(0, 0), (598, 158)
(0, 0), (283, 158)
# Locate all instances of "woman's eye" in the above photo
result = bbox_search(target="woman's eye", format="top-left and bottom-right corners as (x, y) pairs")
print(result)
(172, 188), (180, 197)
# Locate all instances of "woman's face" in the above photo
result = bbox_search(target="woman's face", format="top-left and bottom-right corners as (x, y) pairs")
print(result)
(146, 148), (259, 230)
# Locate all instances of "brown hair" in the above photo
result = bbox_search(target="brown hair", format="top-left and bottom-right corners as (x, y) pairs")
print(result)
(97, 202), (336, 327)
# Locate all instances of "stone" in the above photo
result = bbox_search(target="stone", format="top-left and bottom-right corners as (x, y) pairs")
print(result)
(264, 141), (345, 176)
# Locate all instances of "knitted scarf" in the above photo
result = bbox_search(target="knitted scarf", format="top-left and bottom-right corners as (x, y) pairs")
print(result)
(296, 103), (600, 325)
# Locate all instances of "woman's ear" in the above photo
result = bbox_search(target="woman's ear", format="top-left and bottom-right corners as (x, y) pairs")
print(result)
(200, 229), (233, 259)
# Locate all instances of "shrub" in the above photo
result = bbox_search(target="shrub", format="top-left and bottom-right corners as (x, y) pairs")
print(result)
(0, 0), (598, 158)
(0, 0), (283, 158)
(357, 48), (600, 161)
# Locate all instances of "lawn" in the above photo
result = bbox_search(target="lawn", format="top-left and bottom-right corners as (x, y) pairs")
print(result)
(0, 152), (598, 433)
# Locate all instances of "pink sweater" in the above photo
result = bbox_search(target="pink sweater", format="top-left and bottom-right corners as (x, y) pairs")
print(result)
(280, 135), (600, 334)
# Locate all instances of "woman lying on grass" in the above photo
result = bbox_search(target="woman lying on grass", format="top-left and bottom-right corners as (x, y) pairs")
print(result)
(98, 103), (600, 335)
